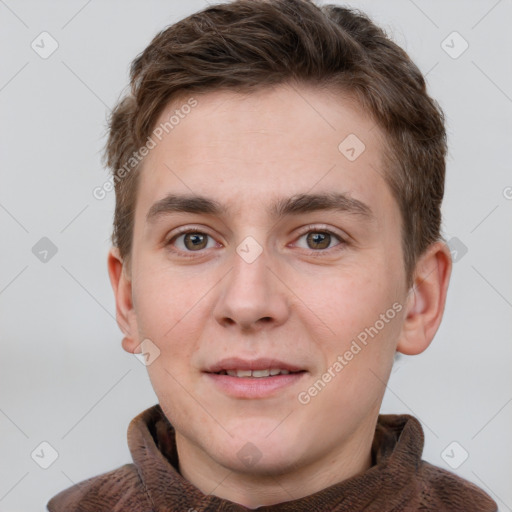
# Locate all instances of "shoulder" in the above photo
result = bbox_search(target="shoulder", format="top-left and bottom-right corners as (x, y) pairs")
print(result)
(47, 463), (151, 512)
(417, 461), (497, 512)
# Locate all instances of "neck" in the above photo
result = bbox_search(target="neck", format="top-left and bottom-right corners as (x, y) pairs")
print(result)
(175, 420), (375, 509)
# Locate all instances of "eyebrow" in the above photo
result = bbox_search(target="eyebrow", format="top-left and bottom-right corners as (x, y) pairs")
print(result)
(146, 192), (373, 223)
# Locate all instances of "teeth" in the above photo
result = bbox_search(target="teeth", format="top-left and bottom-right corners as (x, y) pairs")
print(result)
(221, 369), (295, 378)
(252, 369), (270, 378)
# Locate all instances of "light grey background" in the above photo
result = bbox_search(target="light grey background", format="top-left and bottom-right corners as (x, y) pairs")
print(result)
(0, 0), (511, 510)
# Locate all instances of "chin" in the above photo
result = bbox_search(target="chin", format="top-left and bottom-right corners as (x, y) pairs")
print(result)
(208, 421), (303, 475)
(219, 445), (301, 477)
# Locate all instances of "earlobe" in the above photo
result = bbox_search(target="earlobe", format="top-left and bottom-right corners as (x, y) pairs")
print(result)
(396, 241), (452, 356)
(107, 247), (139, 353)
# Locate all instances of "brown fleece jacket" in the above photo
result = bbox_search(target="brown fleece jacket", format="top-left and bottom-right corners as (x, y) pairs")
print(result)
(47, 404), (497, 511)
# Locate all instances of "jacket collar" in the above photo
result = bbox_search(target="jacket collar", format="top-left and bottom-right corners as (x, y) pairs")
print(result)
(127, 404), (425, 511)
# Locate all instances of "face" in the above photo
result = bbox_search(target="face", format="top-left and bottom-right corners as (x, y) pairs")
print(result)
(120, 84), (411, 480)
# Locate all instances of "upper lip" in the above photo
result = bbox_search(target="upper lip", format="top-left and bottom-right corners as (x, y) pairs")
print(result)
(205, 357), (305, 373)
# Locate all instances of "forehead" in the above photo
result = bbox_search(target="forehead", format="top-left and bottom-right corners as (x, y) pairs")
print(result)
(135, 84), (397, 224)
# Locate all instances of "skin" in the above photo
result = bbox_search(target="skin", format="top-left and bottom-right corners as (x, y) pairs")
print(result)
(108, 83), (451, 508)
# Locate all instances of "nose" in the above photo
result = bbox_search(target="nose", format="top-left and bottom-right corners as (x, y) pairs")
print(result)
(213, 247), (289, 332)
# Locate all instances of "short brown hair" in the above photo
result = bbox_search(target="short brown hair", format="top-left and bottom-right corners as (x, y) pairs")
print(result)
(104, 0), (447, 284)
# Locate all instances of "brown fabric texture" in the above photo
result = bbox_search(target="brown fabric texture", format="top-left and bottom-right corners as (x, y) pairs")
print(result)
(47, 404), (497, 511)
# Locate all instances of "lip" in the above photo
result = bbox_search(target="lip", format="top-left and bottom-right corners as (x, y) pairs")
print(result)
(203, 357), (307, 399)
(204, 372), (307, 399)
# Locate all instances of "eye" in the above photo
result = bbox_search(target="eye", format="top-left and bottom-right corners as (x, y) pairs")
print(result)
(171, 231), (217, 251)
(295, 230), (343, 251)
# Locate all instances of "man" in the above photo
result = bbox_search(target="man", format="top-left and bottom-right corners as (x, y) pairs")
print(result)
(48, 0), (497, 510)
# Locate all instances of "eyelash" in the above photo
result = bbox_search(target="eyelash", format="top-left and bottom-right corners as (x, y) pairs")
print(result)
(165, 225), (347, 257)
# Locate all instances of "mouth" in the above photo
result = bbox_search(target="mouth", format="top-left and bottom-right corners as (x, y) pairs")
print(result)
(213, 368), (303, 377)
(204, 358), (307, 398)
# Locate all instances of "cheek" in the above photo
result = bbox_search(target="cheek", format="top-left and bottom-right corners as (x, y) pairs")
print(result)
(131, 263), (204, 355)
(297, 264), (405, 402)
(298, 277), (404, 420)
(304, 265), (400, 339)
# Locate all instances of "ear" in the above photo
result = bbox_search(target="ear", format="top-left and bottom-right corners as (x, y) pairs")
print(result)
(396, 241), (452, 355)
(107, 247), (139, 354)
